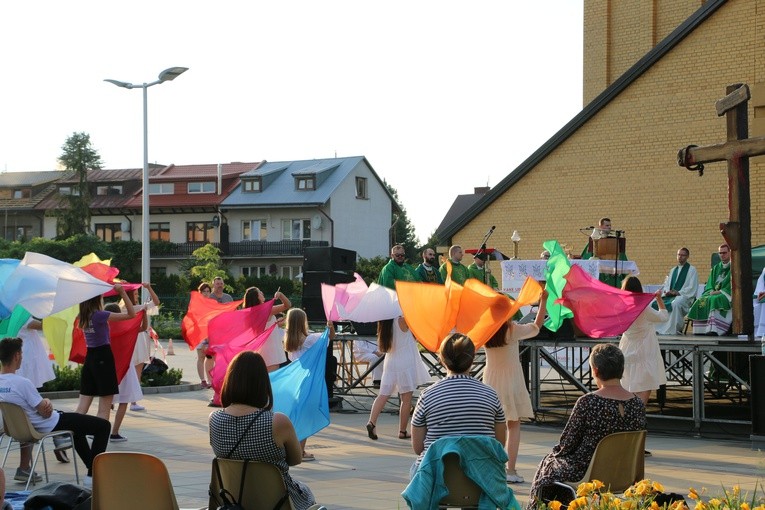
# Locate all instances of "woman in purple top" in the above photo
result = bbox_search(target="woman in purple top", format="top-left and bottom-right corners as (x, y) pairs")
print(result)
(74, 284), (136, 421)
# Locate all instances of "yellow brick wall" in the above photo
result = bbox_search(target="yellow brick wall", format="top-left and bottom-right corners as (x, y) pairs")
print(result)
(455, 0), (765, 286)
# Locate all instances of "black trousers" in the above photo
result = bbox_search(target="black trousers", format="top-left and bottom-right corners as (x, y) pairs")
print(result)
(52, 412), (110, 475)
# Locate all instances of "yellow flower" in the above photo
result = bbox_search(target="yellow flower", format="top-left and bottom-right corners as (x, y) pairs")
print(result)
(577, 483), (593, 497)
(652, 481), (665, 493)
(612, 497), (623, 509)
(593, 480), (605, 490)
(733, 486), (741, 498)
(689, 488), (700, 500)
(695, 501), (707, 510)
(741, 503), (750, 510)
(669, 501), (688, 510)
(708, 498), (722, 507)
(548, 501), (562, 510)
(651, 501), (660, 510)
(569, 496), (588, 510)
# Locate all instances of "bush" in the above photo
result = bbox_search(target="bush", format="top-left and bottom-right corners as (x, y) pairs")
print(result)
(141, 368), (183, 387)
(41, 364), (82, 392)
(152, 311), (183, 339)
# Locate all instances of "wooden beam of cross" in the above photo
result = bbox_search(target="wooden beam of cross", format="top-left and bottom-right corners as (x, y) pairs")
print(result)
(677, 83), (759, 337)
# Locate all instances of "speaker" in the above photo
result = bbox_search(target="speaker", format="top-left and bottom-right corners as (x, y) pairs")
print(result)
(302, 271), (355, 297)
(304, 247), (356, 272)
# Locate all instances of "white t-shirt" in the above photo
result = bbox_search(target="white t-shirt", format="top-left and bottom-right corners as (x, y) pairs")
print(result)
(0, 373), (59, 432)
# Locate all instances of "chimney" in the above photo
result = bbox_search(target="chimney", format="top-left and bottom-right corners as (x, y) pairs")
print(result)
(474, 186), (490, 195)
(217, 163), (222, 195)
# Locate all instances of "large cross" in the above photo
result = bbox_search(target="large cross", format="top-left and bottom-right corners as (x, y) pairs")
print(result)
(677, 83), (765, 337)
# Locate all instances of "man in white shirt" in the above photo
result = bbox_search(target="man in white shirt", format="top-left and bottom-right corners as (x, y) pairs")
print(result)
(655, 247), (699, 335)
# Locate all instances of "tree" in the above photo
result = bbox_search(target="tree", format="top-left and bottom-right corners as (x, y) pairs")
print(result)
(187, 244), (232, 292)
(55, 132), (103, 238)
(385, 181), (419, 262)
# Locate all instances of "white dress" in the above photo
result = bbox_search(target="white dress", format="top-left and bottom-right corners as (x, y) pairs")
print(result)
(483, 322), (537, 421)
(130, 301), (158, 366)
(17, 319), (55, 388)
(114, 365), (143, 403)
(619, 306), (669, 392)
(258, 316), (288, 367)
(754, 268), (765, 337)
(379, 321), (430, 395)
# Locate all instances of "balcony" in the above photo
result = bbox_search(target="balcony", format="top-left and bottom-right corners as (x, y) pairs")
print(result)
(150, 240), (330, 259)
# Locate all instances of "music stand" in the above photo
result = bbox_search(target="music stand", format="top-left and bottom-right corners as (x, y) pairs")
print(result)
(599, 236), (626, 286)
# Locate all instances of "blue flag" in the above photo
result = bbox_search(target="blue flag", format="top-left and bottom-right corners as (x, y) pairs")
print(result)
(270, 329), (331, 441)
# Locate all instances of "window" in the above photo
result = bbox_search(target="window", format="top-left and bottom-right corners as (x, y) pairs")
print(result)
(151, 267), (167, 276)
(149, 183), (175, 195)
(58, 186), (80, 196)
(295, 176), (315, 190)
(12, 189), (31, 199)
(95, 223), (122, 242)
(243, 179), (261, 192)
(355, 177), (368, 199)
(150, 222), (171, 241)
(187, 182), (215, 194)
(96, 185), (122, 196)
(280, 265), (302, 280)
(242, 220), (268, 241)
(281, 219), (311, 241)
(242, 266), (267, 277)
(186, 221), (215, 242)
(4, 226), (31, 241)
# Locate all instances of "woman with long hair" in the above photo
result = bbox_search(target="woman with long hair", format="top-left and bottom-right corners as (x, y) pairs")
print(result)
(209, 351), (316, 510)
(366, 316), (430, 441)
(283, 308), (335, 461)
(619, 275), (668, 406)
(196, 282), (213, 388)
(75, 284), (136, 421)
(242, 287), (290, 372)
(483, 290), (547, 483)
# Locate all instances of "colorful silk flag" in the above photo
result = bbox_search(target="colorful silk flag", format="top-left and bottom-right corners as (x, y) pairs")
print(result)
(181, 291), (243, 350)
(270, 329), (330, 441)
(68, 312), (144, 383)
(557, 264), (655, 338)
(0, 305), (32, 337)
(341, 283), (402, 322)
(208, 300), (275, 351)
(321, 273), (368, 321)
(0, 259), (21, 319)
(543, 240), (575, 332)
(397, 260), (542, 352)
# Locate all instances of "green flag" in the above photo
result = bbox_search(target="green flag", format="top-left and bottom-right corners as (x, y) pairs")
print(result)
(543, 240), (574, 331)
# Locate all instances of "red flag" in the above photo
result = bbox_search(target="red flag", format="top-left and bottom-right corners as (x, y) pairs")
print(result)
(208, 300), (275, 350)
(181, 292), (244, 349)
(69, 312), (144, 383)
(557, 265), (655, 338)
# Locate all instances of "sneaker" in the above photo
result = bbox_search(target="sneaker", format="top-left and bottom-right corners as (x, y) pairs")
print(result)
(14, 468), (42, 483)
(200, 380), (211, 389)
(81, 475), (92, 488)
(506, 470), (524, 484)
(53, 436), (72, 449)
(110, 434), (128, 443)
(129, 404), (146, 412)
(644, 450), (652, 457)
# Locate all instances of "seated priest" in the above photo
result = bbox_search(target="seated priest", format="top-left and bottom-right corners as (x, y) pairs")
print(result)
(687, 244), (732, 336)
(655, 247), (699, 335)
(754, 267), (765, 337)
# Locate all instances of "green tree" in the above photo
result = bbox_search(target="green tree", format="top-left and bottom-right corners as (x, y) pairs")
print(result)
(385, 181), (419, 262)
(355, 256), (388, 285)
(187, 244), (232, 292)
(55, 132), (102, 238)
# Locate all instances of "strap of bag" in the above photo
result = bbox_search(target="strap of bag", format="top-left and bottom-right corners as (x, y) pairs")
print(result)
(213, 458), (239, 508)
(226, 410), (263, 458)
(272, 491), (290, 510)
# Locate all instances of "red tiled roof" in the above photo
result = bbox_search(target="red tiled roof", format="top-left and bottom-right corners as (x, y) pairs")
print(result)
(150, 162), (259, 181)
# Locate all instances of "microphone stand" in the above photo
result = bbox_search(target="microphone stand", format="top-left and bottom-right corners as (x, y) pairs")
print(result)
(475, 226), (496, 285)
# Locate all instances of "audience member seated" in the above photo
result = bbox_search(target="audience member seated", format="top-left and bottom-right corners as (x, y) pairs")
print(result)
(527, 344), (646, 509)
(209, 351), (316, 510)
(352, 338), (383, 387)
(687, 244), (732, 336)
(410, 333), (506, 478)
(0, 337), (110, 487)
(754, 267), (765, 337)
(655, 247), (699, 335)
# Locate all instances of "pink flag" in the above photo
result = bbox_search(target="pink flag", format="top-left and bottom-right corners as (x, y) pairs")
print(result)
(557, 265), (655, 338)
(208, 300), (275, 350)
(321, 273), (368, 321)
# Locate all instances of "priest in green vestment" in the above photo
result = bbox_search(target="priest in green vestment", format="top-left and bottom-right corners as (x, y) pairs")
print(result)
(378, 244), (419, 290)
(687, 244), (732, 336)
(438, 245), (471, 285)
(415, 247), (444, 284)
(467, 252), (498, 289)
(580, 217), (629, 288)
(654, 247), (699, 335)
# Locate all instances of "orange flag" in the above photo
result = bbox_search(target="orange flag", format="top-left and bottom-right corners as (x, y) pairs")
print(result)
(397, 260), (543, 352)
(181, 291), (244, 349)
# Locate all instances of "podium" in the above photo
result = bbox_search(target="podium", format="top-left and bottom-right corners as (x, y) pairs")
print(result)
(584, 234), (628, 287)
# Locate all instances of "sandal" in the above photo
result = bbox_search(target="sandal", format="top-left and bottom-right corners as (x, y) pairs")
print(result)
(366, 422), (378, 440)
(301, 452), (315, 461)
(54, 449), (69, 463)
(398, 430), (411, 440)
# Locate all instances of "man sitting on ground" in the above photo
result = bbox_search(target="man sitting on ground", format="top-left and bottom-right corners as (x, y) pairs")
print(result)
(0, 337), (110, 487)
(655, 247), (699, 335)
(687, 244), (732, 336)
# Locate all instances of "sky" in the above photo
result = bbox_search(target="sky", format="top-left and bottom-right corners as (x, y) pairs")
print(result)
(0, 1), (583, 244)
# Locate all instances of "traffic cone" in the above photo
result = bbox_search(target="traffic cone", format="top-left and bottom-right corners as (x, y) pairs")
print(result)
(167, 339), (175, 356)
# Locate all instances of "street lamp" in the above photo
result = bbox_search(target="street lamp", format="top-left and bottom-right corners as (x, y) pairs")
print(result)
(105, 67), (188, 300)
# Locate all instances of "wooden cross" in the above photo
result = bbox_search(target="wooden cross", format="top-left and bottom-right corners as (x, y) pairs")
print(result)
(677, 83), (765, 337)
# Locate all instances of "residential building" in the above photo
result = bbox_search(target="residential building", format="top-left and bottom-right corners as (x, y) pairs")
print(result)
(0, 170), (67, 241)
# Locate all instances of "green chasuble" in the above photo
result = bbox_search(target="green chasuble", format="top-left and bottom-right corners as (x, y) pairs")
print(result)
(580, 240), (629, 288)
(439, 260), (471, 285)
(687, 262), (731, 320)
(415, 264), (444, 284)
(378, 259), (420, 290)
(468, 263), (498, 289)
(652, 263), (690, 312)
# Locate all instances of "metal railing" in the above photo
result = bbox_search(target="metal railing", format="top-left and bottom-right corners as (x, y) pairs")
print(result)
(150, 240), (329, 259)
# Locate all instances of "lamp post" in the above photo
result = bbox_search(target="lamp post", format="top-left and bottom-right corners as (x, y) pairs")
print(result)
(511, 230), (521, 260)
(105, 67), (188, 300)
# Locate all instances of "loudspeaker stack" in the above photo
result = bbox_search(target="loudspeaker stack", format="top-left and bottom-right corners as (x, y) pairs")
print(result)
(302, 247), (357, 321)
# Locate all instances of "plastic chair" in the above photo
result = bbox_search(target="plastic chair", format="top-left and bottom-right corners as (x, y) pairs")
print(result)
(438, 453), (482, 509)
(0, 401), (79, 490)
(92, 451), (203, 510)
(209, 458), (326, 510)
(555, 430), (646, 498)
